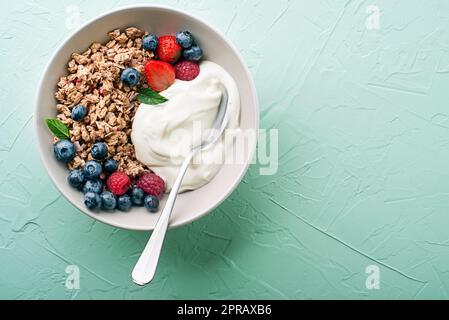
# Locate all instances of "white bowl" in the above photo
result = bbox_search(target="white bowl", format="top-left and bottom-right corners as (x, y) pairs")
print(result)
(34, 5), (259, 231)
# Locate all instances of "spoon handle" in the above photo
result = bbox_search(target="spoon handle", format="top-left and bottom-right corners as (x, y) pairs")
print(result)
(132, 151), (194, 286)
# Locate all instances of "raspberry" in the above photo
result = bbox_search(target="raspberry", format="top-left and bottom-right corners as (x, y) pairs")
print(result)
(106, 172), (131, 196)
(174, 61), (200, 81)
(137, 173), (165, 198)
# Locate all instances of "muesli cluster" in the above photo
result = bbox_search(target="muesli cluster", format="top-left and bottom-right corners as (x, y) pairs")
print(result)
(54, 27), (150, 176)
(46, 27), (203, 212)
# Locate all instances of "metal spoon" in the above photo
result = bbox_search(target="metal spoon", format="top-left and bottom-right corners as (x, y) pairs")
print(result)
(132, 88), (229, 286)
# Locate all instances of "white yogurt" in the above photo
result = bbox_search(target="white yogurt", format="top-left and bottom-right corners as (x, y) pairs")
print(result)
(131, 61), (241, 192)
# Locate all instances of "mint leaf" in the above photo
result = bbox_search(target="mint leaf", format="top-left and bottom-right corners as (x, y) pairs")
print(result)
(138, 88), (168, 105)
(46, 118), (70, 139)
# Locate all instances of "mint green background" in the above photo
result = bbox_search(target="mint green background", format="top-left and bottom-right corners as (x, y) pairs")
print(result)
(1, 0), (449, 299)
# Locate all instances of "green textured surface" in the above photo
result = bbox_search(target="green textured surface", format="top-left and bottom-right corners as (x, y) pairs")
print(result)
(2, 0), (449, 299)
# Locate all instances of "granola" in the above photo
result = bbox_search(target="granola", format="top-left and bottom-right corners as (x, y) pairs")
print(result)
(54, 27), (153, 177)
(48, 27), (206, 212)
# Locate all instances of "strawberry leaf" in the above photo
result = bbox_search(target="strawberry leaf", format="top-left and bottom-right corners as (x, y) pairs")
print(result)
(46, 118), (70, 139)
(138, 88), (168, 105)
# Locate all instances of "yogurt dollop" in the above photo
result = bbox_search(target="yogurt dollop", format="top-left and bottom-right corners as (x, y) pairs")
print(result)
(131, 61), (241, 192)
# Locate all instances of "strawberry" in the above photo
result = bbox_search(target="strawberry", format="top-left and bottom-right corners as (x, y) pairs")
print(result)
(144, 60), (176, 92)
(156, 36), (182, 64)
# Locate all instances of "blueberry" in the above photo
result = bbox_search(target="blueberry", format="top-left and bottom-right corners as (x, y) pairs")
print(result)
(83, 160), (102, 179)
(144, 195), (159, 213)
(129, 187), (145, 206)
(142, 34), (158, 52)
(91, 142), (108, 160)
(67, 169), (85, 188)
(54, 140), (76, 163)
(71, 105), (87, 121)
(182, 45), (203, 61)
(117, 194), (132, 211)
(84, 192), (101, 210)
(176, 30), (194, 49)
(103, 158), (118, 173)
(120, 68), (141, 87)
(82, 179), (103, 194)
(100, 191), (117, 210)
